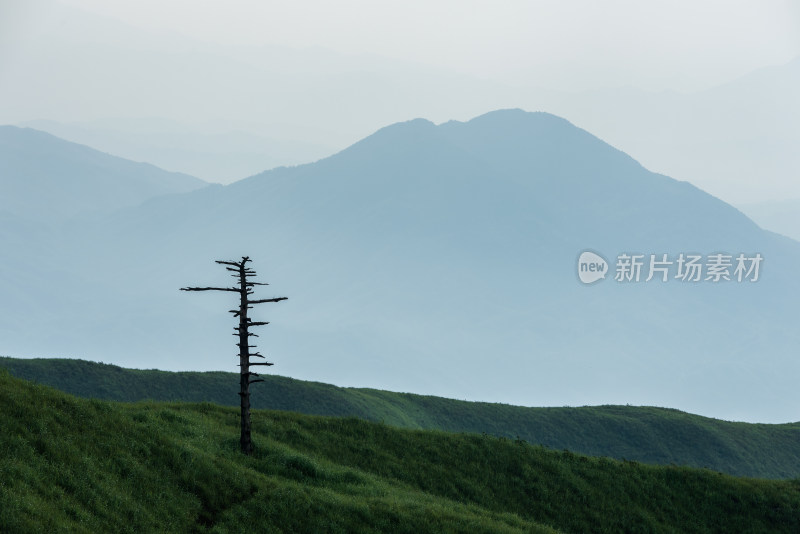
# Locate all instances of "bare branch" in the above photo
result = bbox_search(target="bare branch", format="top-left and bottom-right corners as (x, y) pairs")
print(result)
(249, 297), (288, 304)
(181, 286), (240, 292)
(233, 327), (259, 335)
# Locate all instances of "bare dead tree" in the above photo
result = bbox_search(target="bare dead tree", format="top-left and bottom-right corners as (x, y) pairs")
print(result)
(181, 256), (287, 455)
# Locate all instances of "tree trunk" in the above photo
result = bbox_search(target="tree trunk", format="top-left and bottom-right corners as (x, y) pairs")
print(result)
(238, 265), (253, 455)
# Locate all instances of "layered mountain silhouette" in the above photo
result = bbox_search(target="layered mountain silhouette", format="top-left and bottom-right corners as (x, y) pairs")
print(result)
(17, 119), (335, 184)
(0, 125), (207, 223)
(738, 199), (800, 243)
(1, 110), (798, 422)
(5, 0), (795, 202)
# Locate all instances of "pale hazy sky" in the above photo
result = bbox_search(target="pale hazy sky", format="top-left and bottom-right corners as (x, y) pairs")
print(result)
(6, 0), (800, 92)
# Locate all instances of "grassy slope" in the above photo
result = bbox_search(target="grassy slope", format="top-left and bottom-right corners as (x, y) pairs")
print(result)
(3, 357), (800, 480)
(2, 369), (800, 533)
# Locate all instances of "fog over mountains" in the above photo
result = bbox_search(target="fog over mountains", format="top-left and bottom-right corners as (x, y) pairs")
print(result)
(739, 199), (800, 243)
(0, 126), (207, 223)
(2, 1), (797, 205)
(13, 55), (799, 206)
(1, 109), (799, 423)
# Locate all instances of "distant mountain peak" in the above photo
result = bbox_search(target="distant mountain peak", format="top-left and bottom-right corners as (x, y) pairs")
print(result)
(461, 107), (557, 123)
(350, 116), (438, 144)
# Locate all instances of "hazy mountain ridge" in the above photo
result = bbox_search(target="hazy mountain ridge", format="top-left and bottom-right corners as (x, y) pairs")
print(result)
(1, 110), (799, 422)
(17, 118), (335, 183)
(737, 199), (800, 243)
(0, 125), (207, 223)
(530, 56), (800, 203)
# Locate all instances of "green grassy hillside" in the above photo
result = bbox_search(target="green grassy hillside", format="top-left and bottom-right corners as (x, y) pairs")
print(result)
(2, 369), (800, 533)
(3, 357), (800, 480)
